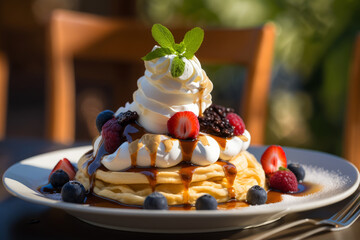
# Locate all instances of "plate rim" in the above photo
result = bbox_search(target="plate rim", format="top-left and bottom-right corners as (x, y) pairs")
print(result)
(2, 145), (360, 217)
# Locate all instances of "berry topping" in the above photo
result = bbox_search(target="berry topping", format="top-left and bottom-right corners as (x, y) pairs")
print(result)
(143, 192), (168, 210)
(117, 110), (139, 126)
(226, 113), (245, 135)
(260, 145), (287, 175)
(198, 104), (234, 138)
(167, 111), (200, 140)
(246, 185), (267, 205)
(102, 118), (123, 153)
(288, 163), (305, 182)
(96, 110), (114, 132)
(269, 170), (298, 193)
(195, 194), (218, 210)
(61, 181), (86, 203)
(50, 170), (69, 188)
(49, 158), (76, 181)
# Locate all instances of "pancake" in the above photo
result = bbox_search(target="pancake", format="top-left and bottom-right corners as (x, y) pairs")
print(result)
(76, 150), (265, 206)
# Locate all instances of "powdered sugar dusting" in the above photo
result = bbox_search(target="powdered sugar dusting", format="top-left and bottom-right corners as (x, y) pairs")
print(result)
(278, 164), (351, 204)
(250, 163), (352, 209)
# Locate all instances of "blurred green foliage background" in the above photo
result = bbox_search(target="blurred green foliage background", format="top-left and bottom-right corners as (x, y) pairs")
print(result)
(137, 0), (360, 155)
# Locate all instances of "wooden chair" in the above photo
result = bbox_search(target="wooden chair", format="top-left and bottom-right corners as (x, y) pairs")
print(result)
(344, 34), (360, 170)
(47, 9), (275, 145)
(0, 51), (9, 140)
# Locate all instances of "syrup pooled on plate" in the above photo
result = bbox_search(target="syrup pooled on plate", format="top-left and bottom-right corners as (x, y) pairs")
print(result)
(38, 180), (323, 210)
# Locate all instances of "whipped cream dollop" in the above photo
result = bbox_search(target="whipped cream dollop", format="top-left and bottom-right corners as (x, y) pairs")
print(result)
(115, 46), (213, 134)
(99, 130), (251, 171)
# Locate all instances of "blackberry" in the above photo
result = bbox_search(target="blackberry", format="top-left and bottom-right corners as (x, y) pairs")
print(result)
(198, 104), (234, 138)
(209, 104), (234, 118)
(117, 111), (139, 126)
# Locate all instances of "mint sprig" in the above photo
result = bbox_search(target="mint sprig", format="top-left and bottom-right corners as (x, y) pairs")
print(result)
(171, 56), (185, 77)
(183, 27), (204, 59)
(142, 24), (204, 78)
(141, 47), (173, 61)
(152, 24), (175, 49)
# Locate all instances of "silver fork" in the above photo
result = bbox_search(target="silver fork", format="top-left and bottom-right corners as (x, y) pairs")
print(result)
(252, 190), (360, 240)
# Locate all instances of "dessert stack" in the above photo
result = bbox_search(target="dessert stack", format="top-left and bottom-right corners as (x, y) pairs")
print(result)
(75, 24), (266, 208)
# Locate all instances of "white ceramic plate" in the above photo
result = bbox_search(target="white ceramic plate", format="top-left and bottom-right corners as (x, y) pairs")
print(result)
(2, 146), (359, 233)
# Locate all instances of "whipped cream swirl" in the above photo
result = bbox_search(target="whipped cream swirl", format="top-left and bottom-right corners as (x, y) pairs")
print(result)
(115, 46), (213, 134)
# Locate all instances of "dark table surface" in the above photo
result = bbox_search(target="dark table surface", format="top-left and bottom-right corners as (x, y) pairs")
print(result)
(1, 138), (360, 240)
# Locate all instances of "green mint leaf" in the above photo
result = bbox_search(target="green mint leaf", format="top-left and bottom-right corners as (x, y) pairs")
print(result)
(182, 27), (204, 59)
(279, 166), (288, 171)
(171, 56), (185, 77)
(142, 47), (173, 61)
(151, 24), (175, 49)
(174, 42), (186, 54)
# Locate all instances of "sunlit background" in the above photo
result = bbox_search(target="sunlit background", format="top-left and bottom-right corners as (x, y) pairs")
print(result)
(1, 0), (360, 156)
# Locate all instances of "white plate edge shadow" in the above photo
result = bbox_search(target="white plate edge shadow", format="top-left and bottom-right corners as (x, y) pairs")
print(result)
(2, 145), (360, 218)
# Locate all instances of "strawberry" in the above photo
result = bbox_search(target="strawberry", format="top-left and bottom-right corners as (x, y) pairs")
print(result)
(269, 169), (298, 193)
(167, 111), (200, 140)
(260, 145), (287, 175)
(226, 113), (245, 135)
(49, 158), (76, 181)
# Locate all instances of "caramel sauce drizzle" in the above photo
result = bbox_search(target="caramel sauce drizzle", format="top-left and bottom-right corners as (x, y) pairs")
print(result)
(178, 140), (199, 203)
(127, 167), (158, 192)
(178, 163), (198, 204)
(81, 121), (248, 203)
(130, 151), (138, 167)
(179, 139), (198, 162)
(210, 135), (227, 150)
(216, 160), (237, 199)
(239, 135), (248, 142)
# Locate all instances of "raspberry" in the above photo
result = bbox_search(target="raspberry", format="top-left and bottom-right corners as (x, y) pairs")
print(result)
(269, 170), (298, 193)
(226, 113), (245, 135)
(102, 118), (123, 153)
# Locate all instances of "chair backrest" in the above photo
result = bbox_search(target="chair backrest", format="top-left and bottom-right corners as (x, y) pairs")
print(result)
(47, 9), (275, 144)
(344, 34), (360, 169)
(0, 51), (8, 140)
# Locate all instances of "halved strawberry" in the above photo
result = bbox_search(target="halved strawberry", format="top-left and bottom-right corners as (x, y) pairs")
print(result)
(260, 145), (287, 175)
(49, 158), (76, 180)
(167, 111), (200, 140)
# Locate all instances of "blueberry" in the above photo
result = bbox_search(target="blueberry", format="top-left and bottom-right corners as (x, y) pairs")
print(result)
(143, 192), (168, 210)
(96, 110), (114, 132)
(246, 185), (267, 205)
(50, 170), (69, 188)
(61, 181), (86, 203)
(195, 194), (218, 210)
(288, 163), (305, 182)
